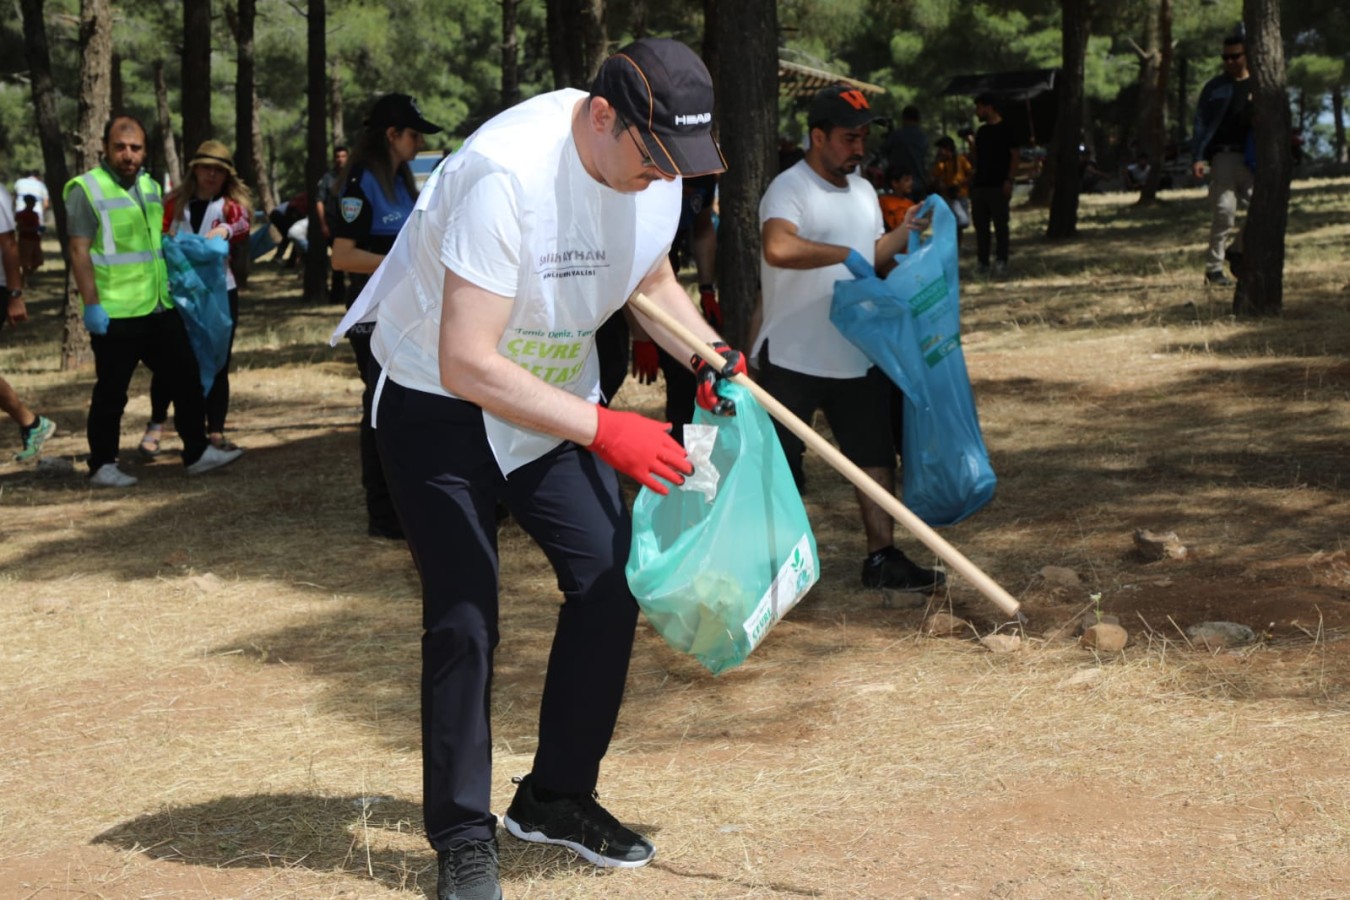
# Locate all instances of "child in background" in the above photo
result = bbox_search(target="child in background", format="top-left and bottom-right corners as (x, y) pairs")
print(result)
(15, 195), (43, 279)
(878, 164), (917, 231)
(929, 135), (973, 241)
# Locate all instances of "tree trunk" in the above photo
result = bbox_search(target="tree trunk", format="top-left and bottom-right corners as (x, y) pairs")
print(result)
(714, 0), (777, 350)
(19, 0), (72, 253)
(230, 0), (257, 288)
(62, 0), (113, 371)
(1138, 0), (1172, 204)
(154, 61), (183, 192)
(545, 0), (606, 88)
(501, 0), (520, 110)
(251, 92), (276, 212)
(303, 0), (328, 301)
(328, 60), (345, 148)
(1232, 0), (1292, 317)
(1046, 0), (1090, 239)
(182, 0), (212, 155)
(1332, 84), (1346, 163)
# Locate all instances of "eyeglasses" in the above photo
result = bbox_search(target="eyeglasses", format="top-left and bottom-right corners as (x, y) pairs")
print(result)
(617, 116), (658, 169)
(1221, 52), (1245, 61)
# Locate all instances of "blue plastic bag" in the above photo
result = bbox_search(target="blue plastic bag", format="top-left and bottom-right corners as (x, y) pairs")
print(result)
(829, 195), (996, 526)
(164, 233), (232, 396)
(626, 383), (819, 675)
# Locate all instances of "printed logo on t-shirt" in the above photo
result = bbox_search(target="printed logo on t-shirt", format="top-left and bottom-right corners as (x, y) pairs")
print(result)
(341, 197), (364, 223)
(536, 247), (609, 281)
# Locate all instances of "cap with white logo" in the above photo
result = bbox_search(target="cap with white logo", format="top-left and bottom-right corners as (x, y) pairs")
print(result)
(590, 38), (727, 177)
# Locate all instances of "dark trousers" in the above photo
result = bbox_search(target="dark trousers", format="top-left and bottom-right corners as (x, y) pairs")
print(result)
(350, 330), (397, 531)
(88, 309), (207, 471)
(594, 313), (628, 405)
(657, 345), (696, 445)
(374, 377), (638, 850)
(970, 185), (1010, 266)
(151, 288), (239, 434)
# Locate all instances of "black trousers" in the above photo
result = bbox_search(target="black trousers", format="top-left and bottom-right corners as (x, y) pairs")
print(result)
(88, 309), (207, 471)
(374, 376), (639, 851)
(657, 344), (697, 445)
(349, 330), (398, 531)
(970, 185), (1010, 266)
(150, 287), (239, 434)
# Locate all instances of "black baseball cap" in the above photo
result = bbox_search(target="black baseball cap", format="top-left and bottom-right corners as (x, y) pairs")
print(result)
(590, 38), (726, 177)
(808, 84), (881, 130)
(366, 93), (443, 134)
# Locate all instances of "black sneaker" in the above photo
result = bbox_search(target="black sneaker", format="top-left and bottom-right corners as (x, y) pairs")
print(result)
(503, 774), (654, 868)
(1204, 269), (1234, 286)
(436, 838), (501, 900)
(861, 546), (947, 592)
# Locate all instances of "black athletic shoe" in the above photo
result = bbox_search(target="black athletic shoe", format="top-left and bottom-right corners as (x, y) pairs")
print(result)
(1204, 269), (1234, 287)
(861, 546), (947, 592)
(503, 774), (655, 868)
(436, 838), (501, 900)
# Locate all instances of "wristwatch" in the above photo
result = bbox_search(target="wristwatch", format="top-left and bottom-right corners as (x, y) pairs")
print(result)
(7, 289), (22, 299)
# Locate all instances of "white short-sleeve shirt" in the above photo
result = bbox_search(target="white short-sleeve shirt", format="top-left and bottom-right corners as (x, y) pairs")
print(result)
(335, 89), (681, 473)
(754, 160), (883, 379)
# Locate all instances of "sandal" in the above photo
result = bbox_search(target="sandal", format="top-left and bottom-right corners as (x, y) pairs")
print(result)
(209, 432), (239, 452)
(139, 422), (163, 458)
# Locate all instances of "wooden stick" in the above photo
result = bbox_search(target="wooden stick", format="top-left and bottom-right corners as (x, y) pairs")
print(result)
(629, 290), (1020, 619)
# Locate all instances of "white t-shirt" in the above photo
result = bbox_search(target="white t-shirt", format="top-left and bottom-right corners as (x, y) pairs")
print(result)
(0, 185), (14, 288)
(335, 88), (680, 474)
(755, 160), (882, 378)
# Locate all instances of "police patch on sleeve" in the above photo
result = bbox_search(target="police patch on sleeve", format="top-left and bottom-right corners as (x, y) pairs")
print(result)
(340, 197), (364, 223)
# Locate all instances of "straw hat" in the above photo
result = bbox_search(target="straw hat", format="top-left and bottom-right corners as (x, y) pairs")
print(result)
(188, 140), (237, 175)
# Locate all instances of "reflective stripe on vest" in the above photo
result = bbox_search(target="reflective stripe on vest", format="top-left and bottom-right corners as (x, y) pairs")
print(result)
(66, 168), (169, 317)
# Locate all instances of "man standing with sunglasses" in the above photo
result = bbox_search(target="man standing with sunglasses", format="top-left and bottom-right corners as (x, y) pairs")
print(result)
(1192, 34), (1254, 287)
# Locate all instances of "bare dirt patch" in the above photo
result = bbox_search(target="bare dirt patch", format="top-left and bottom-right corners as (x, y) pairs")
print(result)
(3, 182), (1350, 898)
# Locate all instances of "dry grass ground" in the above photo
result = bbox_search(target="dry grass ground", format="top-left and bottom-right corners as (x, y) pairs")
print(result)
(2, 179), (1349, 899)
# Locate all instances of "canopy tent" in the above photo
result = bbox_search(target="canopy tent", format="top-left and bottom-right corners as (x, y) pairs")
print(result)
(778, 57), (886, 100)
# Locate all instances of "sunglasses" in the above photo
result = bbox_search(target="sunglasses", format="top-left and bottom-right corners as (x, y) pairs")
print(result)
(1221, 52), (1245, 61)
(617, 116), (658, 169)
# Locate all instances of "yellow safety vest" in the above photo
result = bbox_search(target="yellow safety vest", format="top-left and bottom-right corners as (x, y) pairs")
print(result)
(63, 166), (170, 318)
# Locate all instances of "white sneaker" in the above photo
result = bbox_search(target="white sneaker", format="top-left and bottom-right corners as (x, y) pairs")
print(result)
(89, 463), (138, 488)
(186, 443), (243, 476)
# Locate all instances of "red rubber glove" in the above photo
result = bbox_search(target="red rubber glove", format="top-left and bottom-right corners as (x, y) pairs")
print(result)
(699, 284), (722, 329)
(631, 339), (659, 385)
(587, 406), (692, 495)
(692, 341), (747, 416)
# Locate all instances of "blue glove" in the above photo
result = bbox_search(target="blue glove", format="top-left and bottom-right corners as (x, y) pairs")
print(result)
(843, 248), (875, 279)
(83, 304), (110, 336)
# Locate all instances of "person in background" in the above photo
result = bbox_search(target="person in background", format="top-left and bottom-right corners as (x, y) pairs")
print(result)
(881, 105), (928, 199)
(15, 194), (44, 279)
(331, 37), (732, 900)
(629, 172), (719, 443)
(757, 84), (946, 595)
(141, 140), (254, 457)
(331, 93), (443, 540)
(268, 191), (308, 267)
(1191, 34), (1253, 286)
(13, 171), (49, 227)
(929, 134), (972, 243)
(64, 114), (242, 487)
(1, 183), (56, 463)
(313, 145), (350, 304)
(969, 93), (1018, 278)
(878, 163), (917, 231)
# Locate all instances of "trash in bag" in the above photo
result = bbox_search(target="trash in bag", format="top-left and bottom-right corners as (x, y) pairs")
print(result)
(626, 382), (819, 675)
(164, 232), (233, 397)
(829, 194), (996, 526)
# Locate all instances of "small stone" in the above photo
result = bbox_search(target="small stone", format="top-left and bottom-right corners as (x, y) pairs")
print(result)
(1080, 623), (1129, 652)
(1039, 566), (1081, 588)
(1133, 529), (1188, 561)
(922, 612), (972, 637)
(980, 633), (1022, 653)
(1186, 621), (1256, 650)
(1077, 612), (1121, 635)
(1062, 667), (1103, 687)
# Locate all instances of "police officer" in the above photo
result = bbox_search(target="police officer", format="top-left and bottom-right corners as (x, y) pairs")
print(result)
(332, 94), (443, 538)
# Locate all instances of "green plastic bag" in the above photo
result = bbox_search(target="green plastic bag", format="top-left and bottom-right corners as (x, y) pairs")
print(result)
(626, 383), (819, 675)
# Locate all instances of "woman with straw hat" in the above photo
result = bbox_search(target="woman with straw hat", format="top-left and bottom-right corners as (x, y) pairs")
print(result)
(142, 140), (254, 456)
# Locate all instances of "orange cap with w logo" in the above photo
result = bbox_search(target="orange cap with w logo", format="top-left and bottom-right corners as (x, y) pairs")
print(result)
(807, 84), (881, 130)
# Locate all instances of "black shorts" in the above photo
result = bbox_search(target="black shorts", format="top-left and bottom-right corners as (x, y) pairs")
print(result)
(756, 342), (894, 484)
